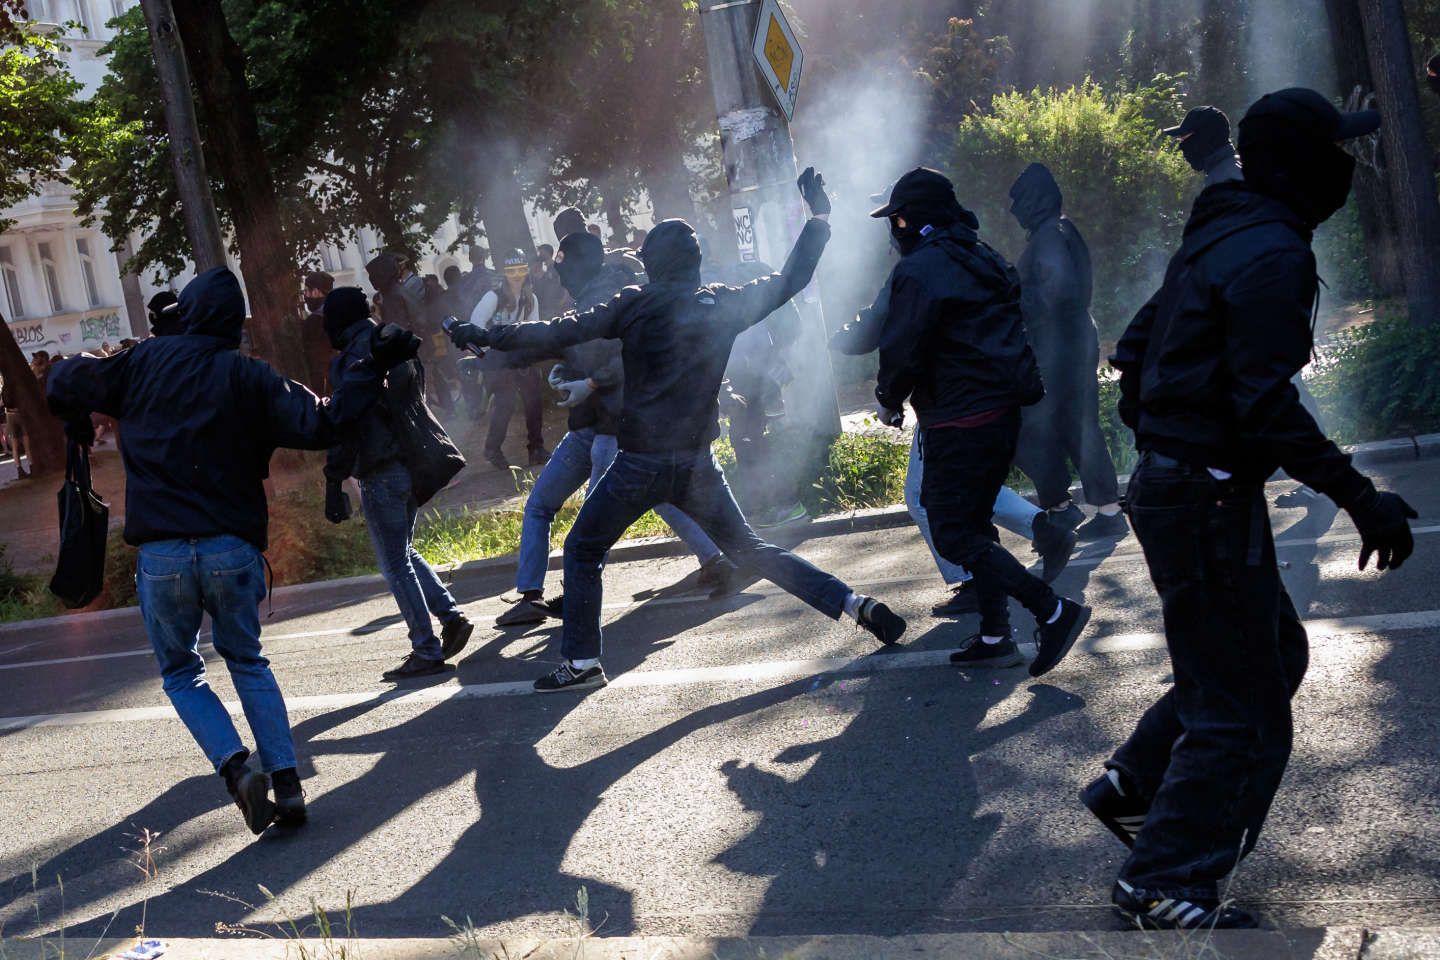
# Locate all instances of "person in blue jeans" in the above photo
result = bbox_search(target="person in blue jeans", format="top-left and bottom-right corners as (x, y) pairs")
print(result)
(322, 288), (473, 680)
(452, 168), (908, 692)
(46, 267), (418, 835)
(495, 231), (735, 628)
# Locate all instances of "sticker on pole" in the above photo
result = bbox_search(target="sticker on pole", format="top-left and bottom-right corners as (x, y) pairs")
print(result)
(733, 207), (757, 262)
(752, 0), (803, 121)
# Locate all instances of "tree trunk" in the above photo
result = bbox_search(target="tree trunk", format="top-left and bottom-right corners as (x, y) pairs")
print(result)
(1323, 0), (1402, 296)
(0, 314), (63, 476)
(139, 0), (225, 271)
(1199, 0), (1249, 116)
(603, 187), (628, 246)
(116, 234), (149, 338)
(640, 0), (699, 224)
(1358, 0), (1440, 326)
(169, 0), (310, 383)
(477, 140), (535, 261)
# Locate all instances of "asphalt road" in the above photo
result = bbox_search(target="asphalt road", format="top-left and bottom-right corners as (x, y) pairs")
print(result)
(2, 460), (1439, 942)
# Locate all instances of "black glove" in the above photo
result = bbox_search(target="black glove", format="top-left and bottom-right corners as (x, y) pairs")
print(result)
(797, 166), (831, 216)
(369, 323), (421, 371)
(66, 417), (96, 447)
(458, 355), (485, 380)
(324, 481), (352, 524)
(448, 321), (490, 350)
(1347, 489), (1418, 571)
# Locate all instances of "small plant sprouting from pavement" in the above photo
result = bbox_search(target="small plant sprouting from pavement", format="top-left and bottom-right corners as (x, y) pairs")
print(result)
(211, 886), (361, 959)
(441, 886), (603, 960)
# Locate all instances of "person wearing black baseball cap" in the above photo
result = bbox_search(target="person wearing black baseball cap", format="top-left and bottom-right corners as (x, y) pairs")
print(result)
(867, 167), (1093, 676)
(1163, 105), (1243, 188)
(1088, 89), (1411, 931)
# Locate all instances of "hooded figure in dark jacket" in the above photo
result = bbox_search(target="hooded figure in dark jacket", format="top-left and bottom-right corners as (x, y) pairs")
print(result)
(450, 168), (907, 693)
(1089, 89), (1416, 931)
(493, 231), (730, 629)
(1007, 163), (1124, 540)
(869, 167), (1088, 677)
(46, 266), (417, 837)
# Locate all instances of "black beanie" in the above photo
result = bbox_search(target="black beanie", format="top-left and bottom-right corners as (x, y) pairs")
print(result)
(322, 287), (371, 349)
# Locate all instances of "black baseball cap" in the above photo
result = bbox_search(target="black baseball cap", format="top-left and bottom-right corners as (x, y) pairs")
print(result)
(1163, 105), (1229, 140)
(1240, 87), (1380, 141)
(868, 167), (957, 218)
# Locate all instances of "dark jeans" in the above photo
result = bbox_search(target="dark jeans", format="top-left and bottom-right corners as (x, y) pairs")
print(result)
(919, 410), (1058, 637)
(1109, 452), (1308, 900)
(485, 366), (545, 458)
(559, 448), (851, 661)
(1015, 341), (1120, 508)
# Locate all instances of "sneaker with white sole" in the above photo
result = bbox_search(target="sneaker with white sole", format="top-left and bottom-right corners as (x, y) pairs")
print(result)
(1112, 879), (1258, 930)
(534, 661), (608, 693)
(949, 633), (1024, 667)
(1081, 768), (1148, 848)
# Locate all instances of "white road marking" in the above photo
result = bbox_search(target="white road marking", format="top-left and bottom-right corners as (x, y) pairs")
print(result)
(1, 608), (1436, 733)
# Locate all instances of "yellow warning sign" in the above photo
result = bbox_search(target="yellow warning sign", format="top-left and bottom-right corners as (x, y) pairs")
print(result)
(763, 15), (793, 86)
(751, 0), (803, 120)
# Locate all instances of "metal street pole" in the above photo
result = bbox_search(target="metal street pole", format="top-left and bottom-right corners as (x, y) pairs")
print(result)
(140, 0), (226, 271)
(699, 0), (841, 441)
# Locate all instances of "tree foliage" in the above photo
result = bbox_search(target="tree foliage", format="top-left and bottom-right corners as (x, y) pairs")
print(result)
(0, 28), (85, 231)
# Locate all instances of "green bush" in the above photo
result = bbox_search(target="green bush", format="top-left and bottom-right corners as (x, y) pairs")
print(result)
(951, 77), (1195, 337)
(805, 430), (909, 513)
(1307, 309), (1440, 445)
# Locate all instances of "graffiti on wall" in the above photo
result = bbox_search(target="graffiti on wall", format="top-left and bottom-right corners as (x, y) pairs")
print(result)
(78, 313), (122, 344)
(11, 321), (47, 347)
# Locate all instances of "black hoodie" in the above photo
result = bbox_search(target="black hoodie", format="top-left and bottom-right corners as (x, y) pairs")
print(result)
(1112, 183), (1371, 502)
(47, 267), (382, 549)
(488, 218), (830, 453)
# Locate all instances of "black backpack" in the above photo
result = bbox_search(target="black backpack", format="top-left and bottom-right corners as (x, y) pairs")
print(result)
(382, 360), (465, 507)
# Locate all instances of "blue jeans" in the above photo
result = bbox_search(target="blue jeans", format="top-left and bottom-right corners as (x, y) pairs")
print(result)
(904, 429), (1041, 586)
(137, 535), (296, 774)
(515, 429), (721, 593)
(358, 461), (459, 660)
(559, 449), (851, 661)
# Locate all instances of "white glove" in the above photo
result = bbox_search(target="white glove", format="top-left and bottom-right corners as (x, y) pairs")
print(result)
(876, 404), (904, 428)
(558, 379), (595, 408)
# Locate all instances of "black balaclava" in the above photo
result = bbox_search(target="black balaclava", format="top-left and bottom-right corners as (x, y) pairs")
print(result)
(639, 219), (702, 285)
(322, 287), (372, 349)
(553, 207), (587, 242)
(1238, 114), (1355, 229)
(1428, 54), (1440, 97)
(1008, 162), (1063, 233)
(555, 232), (604, 298)
(890, 198), (973, 257)
(147, 290), (182, 337)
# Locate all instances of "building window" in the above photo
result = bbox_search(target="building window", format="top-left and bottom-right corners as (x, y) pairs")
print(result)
(36, 241), (63, 315)
(0, 248), (24, 320)
(75, 236), (101, 307)
(73, 0), (94, 34)
(27, 0), (55, 23)
(319, 243), (339, 273)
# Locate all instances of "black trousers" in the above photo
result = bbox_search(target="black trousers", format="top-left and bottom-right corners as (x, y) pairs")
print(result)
(484, 366), (545, 458)
(919, 410), (1058, 637)
(1109, 452), (1308, 900)
(1015, 336), (1120, 508)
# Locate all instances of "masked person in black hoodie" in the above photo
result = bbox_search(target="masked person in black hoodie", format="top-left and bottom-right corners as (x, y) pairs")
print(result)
(1163, 106), (1243, 189)
(451, 168), (906, 692)
(47, 266), (419, 836)
(146, 290), (183, 337)
(1008, 163), (1125, 540)
(870, 168), (1091, 676)
(1086, 89), (1417, 931)
(322, 288), (473, 680)
(494, 231), (733, 628)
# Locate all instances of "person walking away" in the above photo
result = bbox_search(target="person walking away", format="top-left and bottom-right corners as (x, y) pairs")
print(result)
(0, 374), (28, 480)
(869, 167), (1091, 675)
(451, 168), (907, 692)
(46, 266), (419, 835)
(469, 249), (549, 468)
(1163, 106), (1243, 188)
(1088, 89), (1417, 930)
(831, 273), (1075, 617)
(495, 231), (736, 627)
(1008, 163), (1126, 540)
(301, 271), (336, 392)
(322, 288), (473, 680)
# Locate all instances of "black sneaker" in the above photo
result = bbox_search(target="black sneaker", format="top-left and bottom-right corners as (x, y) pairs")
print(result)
(1049, 501), (1085, 532)
(1112, 880), (1258, 930)
(382, 653), (448, 681)
(1032, 512), (1077, 582)
(1029, 598), (1091, 677)
(1076, 510), (1129, 541)
(232, 769), (275, 836)
(856, 598), (906, 645)
(271, 768), (307, 827)
(1081, 768), (1147, 848)
(486, 452), (511, 471)
(931, 584), (980, 617)
(534, 661), (608, 693)
(495, 597), (550, 627)
(537, 595), (564, 618)
(949, 633), (1024, 667)
(696, 556), (741, 598)
(440, 614), (474, 660)
(528, 446), (551, 466)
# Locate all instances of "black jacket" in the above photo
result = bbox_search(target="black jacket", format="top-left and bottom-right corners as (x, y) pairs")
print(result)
(829, 277), (890, 357)
(324, 319), (407, 482)
(560, 262), (634, 435)
(1112, 182), (1370, 502)
(876, 222), (1043, 426)
(489, 218), (830, 453)
(46, 267), (380, 550)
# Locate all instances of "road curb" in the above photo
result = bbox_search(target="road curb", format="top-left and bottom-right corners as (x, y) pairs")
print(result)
(0, 926), (1397, 959)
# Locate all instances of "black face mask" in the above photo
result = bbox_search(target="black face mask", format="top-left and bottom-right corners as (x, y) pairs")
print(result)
(1180, 136), (1215, 171)
(1243, 136), (1356, 228)
(1428, 73), (1440, 97)
(890, 217), (926, 257)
